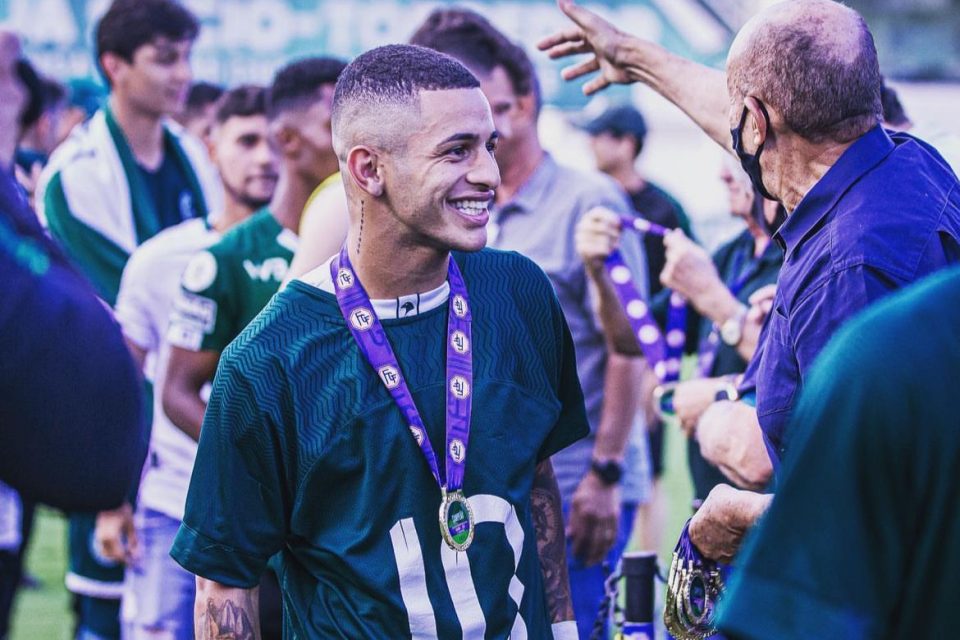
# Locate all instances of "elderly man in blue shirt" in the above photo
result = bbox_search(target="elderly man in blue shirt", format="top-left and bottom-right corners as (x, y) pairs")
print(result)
(544, 0), (960, 565)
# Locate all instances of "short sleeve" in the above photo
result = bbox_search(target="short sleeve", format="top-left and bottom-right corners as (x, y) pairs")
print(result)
(166, 249), (236, 352)
(115, 250), (158, 351)
(537, 272), (590, 461)
(170, 351), (288, 587)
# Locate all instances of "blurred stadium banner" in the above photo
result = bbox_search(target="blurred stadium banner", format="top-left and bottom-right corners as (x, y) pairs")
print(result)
(0, 0), (732, 109)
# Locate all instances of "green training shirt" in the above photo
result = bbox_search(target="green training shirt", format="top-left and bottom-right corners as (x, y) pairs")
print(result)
(171, 249), (589, 639)
(717, 265), (960, 640)
(167, 208), (298, 353)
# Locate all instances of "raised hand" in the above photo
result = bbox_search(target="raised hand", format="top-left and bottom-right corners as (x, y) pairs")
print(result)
(537, 0), (635, 95)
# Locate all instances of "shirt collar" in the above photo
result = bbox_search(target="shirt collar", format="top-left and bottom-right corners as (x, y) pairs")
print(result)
(774, 125), (895, 259)
(497, 153), (558, 215)
(298, 256), (450, 319)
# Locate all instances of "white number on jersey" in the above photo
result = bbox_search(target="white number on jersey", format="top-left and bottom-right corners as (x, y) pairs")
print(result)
(388, 494), (528, 639)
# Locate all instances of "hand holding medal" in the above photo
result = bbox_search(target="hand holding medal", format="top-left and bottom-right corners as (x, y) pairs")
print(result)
(332, 247), (476, 552)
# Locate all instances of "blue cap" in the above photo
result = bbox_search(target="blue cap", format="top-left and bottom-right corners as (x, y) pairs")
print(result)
(581, 104), (647, 142)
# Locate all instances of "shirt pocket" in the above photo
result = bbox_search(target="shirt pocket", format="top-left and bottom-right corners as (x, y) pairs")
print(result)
(756, 306), (801, 417)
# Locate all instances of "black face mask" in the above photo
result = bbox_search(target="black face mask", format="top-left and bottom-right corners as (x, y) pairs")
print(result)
(750, 186), (787, 237)
(731, 102), (777, 202)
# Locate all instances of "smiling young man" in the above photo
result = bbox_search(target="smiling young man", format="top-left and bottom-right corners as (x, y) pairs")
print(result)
(32, 3), (222, 639)
(171, 44), (586, 639)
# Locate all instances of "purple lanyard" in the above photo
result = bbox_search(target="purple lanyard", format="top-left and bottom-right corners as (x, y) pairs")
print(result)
(605, 216), (686, 384)
(330, 247), (472, 494)
(696, 245), (764, 377)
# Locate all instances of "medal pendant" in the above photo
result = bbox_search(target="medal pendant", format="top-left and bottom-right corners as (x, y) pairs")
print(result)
(439, 489), (475, 552)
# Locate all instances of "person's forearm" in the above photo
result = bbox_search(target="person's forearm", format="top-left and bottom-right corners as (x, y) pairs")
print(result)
(588, 265), (642, 356)
(699, 404), (773, 490)
(195, 578), (261, 640)
(162, 383), (206, 441)
(593, 353), (644, 460)
(691, 285), (744, 328)
(613, 38), (732, 151)
(531, 460), (574, 624)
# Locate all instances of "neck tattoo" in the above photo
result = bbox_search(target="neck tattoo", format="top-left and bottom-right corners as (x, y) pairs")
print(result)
(357, 199), (365, 255)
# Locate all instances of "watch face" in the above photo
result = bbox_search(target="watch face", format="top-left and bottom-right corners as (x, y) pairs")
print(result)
(592, 460), (623, 485)
(721, 319), (742, 346)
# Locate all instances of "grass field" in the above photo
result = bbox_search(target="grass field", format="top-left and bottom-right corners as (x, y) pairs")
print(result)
(9, 424), (693, 639)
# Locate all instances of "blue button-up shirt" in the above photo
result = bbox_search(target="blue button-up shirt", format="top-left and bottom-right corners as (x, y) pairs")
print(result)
(750, 125), (960, 466)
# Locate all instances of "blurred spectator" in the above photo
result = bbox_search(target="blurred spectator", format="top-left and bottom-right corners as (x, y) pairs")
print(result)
(14, 75), (67, 205)
(175, 81), (224, 146)
(582, 103), (694, 297)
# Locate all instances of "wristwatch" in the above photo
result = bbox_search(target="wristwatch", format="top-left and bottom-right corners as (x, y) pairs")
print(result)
(720, 304), (749, 346)
(714, 380), (740, 402)
(590, 458), (624, 486)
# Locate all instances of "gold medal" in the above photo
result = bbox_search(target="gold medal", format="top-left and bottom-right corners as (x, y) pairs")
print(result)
(439, 489), (475, 552)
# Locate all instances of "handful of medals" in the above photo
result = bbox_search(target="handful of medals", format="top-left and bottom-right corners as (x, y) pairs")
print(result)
(663, 520), (725, 640)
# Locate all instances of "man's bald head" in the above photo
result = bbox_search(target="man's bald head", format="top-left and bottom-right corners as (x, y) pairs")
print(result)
(727, 0), (882, 143)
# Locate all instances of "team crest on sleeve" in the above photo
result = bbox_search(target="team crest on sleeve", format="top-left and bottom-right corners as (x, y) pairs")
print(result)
(449, 375), (470, 399)
(378, 365), (401, 389)
(450, 331), (469, 354)
(449, 438), (466, 463)
(182, 251), (218, 292)
(452, 295), (468, 318)
(336, 268), (355, 289)
(350, 307), (375, 331)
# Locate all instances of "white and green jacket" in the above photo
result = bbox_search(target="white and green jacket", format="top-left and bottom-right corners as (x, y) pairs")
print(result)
(37, 107), (222, 305)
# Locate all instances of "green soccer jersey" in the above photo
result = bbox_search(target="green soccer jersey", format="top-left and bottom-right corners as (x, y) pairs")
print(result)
(717, 265), (960, 640)
(167, 208), (298, 353)
(171, 249), (589, 639)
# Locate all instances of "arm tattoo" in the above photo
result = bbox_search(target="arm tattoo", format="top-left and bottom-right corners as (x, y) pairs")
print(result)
(531, 459), (575, 623)
(195, 587), (261, 640)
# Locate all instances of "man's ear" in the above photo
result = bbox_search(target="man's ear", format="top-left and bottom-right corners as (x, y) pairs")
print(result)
(744, 96), (770, 147)
(516, 91), (538, 122)
(346, 145), (385, 198)
(99, 52), (126, 87)
(273, 122), (300, 158)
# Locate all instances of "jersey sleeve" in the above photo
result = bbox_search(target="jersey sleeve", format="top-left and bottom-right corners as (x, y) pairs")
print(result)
(115, 249), (158, 352)
(170, 346), (288, 587)
(166, 247), (237, 352)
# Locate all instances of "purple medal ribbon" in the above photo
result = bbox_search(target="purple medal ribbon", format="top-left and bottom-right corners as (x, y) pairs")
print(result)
(331, 247), (475, 549)
(604, 216), (686, 385)
(664, 519), (727, 639)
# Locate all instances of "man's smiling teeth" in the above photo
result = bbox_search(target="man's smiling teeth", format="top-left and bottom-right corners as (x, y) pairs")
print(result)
(451, 200), (488, 216)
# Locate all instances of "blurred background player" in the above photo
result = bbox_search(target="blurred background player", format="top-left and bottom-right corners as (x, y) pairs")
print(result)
(163, 56), (345, 640)
(175, 81), (224, 147)
(93, 86), (276, 640)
